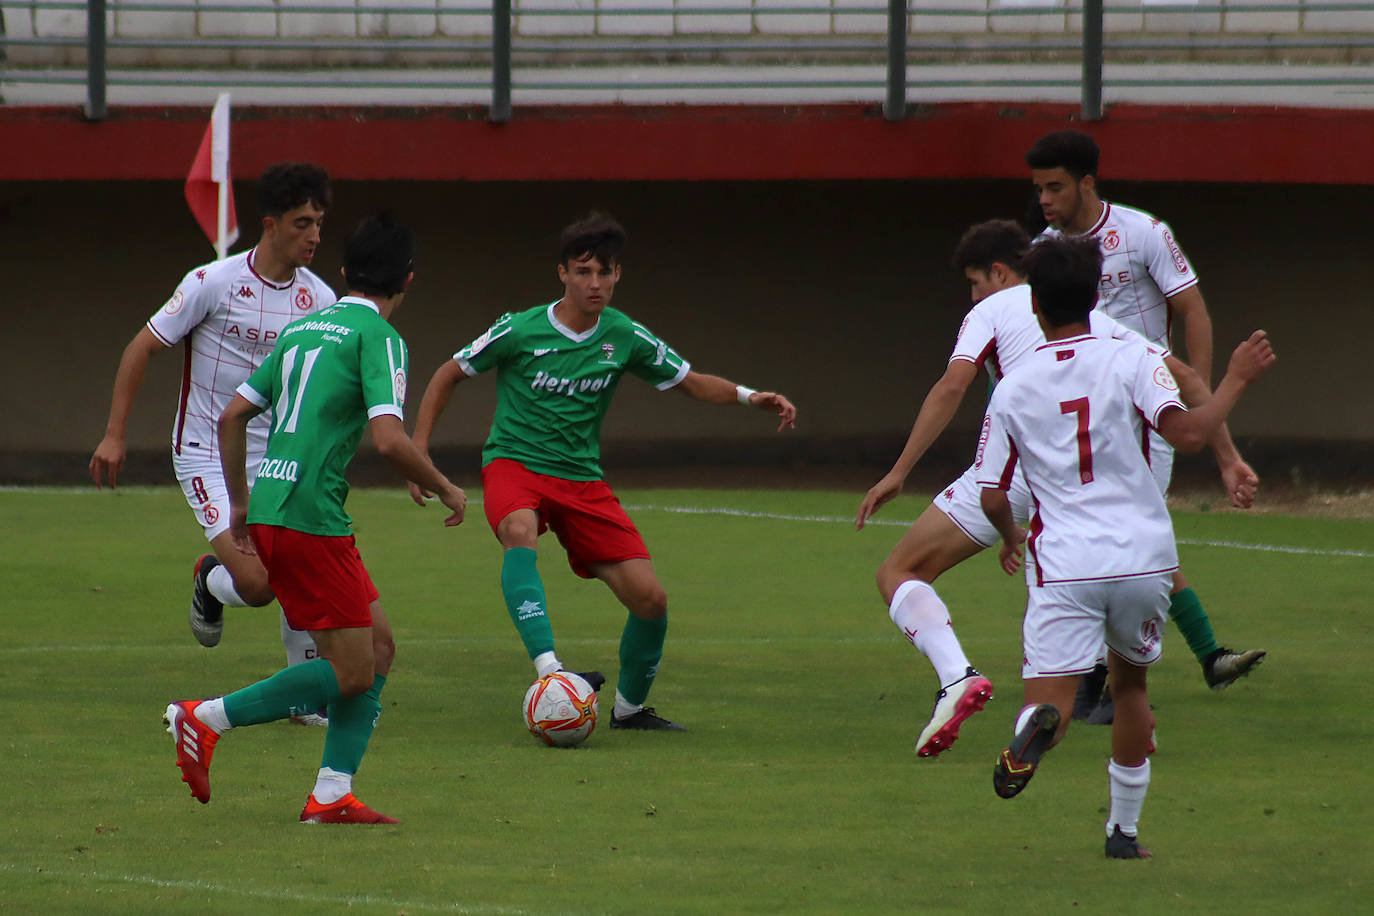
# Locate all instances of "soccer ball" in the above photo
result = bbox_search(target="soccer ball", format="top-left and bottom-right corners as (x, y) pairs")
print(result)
(523, 672), (599, 747)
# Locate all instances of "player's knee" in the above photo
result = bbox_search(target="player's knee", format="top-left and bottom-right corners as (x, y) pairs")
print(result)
(372, 629), (396, 672)
(630, 586), (667, 619)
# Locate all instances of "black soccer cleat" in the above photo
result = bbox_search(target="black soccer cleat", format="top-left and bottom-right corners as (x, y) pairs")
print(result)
(1203, 647), (1266, 691)
(609, 707), (686, 731)
(1105, 825), (1152, 859)
(566, 670), (606, 693)
(189, 554), (225, 648)
(993, 704), (1060, 799)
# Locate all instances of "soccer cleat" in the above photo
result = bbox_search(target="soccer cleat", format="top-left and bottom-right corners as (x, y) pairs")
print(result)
(189, 554), (225, 648)
(164, 700), (220, 804)
(609, 707), (686, 731)
(290, 710), (329, 727)
(1072, 664), (1109, 721)
(1105, 825), (1152, 859)
(993, 704), (1060, 799)
(1203, 647), (1266, 691)
(1083, 689), (1115, 726)
(300, 793), (400, 824)
(565, 670), (606, 692)
(915, 667), (994, 758)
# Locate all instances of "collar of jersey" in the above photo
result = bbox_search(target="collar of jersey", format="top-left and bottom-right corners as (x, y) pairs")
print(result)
(1035, 333), (1095, 352)
(336, 295), (381, 314)
(247, 247), (297, 291)
(546, 300), (599, 342)
(1086, 200), (1112, 236)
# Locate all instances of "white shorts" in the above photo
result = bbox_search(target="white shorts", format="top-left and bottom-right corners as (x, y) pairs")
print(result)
(1021, 573), (1171, 679)
(932, 463), (1034, 549)
(172, 447), (260, 542)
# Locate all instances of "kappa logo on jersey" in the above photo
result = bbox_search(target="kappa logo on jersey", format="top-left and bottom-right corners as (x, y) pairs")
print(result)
(294, 287), (314, 311)
(236, 286), (255, 299)
(1152, 366), (1179, 391)
(195, 269), (207, 283)
(163, 289), (186, 315)
(1162, 229), (1189, 274)
(1101, 229), (1121, 252)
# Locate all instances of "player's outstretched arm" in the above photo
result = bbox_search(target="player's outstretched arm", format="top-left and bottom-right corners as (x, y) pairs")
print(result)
(373, 414), (466, 526)
(407, 359), (469, 506)
(856, 360), (978, 530)
(1164, 354), (1257, 508)
(675, 370), (797, 431)
(90, 327), (166, 490)
(1158, 330), (1275, 454)
(218, 394), (264, 556)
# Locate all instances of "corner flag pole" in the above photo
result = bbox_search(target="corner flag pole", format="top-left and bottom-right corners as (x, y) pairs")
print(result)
(185, 92), (239, 259)
(211, 92), (232, 261)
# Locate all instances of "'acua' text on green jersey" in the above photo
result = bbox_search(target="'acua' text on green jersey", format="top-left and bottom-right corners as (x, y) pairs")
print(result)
(237, 296), (409, 535)
(455, 302), (689, 480)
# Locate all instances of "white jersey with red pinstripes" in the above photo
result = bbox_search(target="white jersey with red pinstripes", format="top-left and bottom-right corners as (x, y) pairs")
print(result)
(949, 282), (1168, 385)
(974, 333), (1184, 586)
(146, 248), (334, 461)
(1039, 201), (1199, 349)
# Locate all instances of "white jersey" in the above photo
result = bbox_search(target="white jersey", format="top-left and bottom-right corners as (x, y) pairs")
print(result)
(949, 282), (1168, 384)
(975, 333), (1185, 586)
(1039, 201), (1198, 349)
(146, 248), (334, 461)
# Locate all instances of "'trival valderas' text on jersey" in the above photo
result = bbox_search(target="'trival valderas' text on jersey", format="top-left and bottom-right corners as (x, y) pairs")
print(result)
(456, 303), (690, 481)
(236, 296), (408, 536)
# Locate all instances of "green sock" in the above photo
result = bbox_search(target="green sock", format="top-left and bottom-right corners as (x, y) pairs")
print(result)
(502, 547), (555, 660)
(617, 613), (667, 706)
(321, 674), (386, 775)
(223, 658), (341, 727)
(1168, 587), (1219, 663)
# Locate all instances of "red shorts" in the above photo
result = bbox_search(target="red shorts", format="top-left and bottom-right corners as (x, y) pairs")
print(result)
(250, 524), (379, 630)
(481, 458), (650, 578)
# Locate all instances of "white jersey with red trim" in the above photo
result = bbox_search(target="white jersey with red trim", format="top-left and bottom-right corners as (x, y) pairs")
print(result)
(975, 333), (1184, 586)
(949, 282), (1168, 384)
(146, 248), (334, 461)
(1040, 201), (1198, 349)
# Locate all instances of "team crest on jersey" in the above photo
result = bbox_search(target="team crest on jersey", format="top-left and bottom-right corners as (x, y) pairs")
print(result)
(393, 368), (407, 403)
(1138, 617), (1162, 654)
(600, 342), (617, 363)
(164, 289), (185, 315)
(295, 287), (314, 311)
(203, 505), (219, 526)
(1153, 366), (1179, 391)
(1101, 229), (1120, 252)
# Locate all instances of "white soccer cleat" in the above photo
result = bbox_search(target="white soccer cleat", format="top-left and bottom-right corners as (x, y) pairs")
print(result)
(916, 667), (994, 758)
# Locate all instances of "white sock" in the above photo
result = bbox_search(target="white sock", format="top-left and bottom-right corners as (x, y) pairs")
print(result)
(281, 612), (319, 667)
(1106, 757), (1151, 837)
(889, 579), (971, 686)
(195, 697), (231, 733)
(533, 651), (562, 678)
(613, 690), (641, 719)
(1014, 703), (1039, 735)
(206, 563), (247, 607)
(312, 767), (353, 805)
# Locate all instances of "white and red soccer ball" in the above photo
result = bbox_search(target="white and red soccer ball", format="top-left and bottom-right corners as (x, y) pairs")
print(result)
(523, 672), (598, 747)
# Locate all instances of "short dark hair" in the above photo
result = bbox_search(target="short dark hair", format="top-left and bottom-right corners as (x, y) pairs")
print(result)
(559, 211), (626, 266)
(1025, 130), (1100, 181)
(343, 212), (414, 298)
(1022, 235), (1102, 328)
(256, 162), (332, 219)
(952, 219), (1030, 275)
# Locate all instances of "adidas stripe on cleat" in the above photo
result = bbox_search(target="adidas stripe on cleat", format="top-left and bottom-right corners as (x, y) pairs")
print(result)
(164, 700), (220, 804)
(300, 793), (400, 824)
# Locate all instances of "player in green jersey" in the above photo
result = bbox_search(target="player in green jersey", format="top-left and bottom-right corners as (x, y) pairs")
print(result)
(163, 214), (467, 823)
(409, 211), (797, 731)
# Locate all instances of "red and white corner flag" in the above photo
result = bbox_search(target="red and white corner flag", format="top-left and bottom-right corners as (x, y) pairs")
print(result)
(184, 92), (239, 260)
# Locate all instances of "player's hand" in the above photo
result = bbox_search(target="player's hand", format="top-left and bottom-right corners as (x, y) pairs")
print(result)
(1227, 330), (1276, 383)
(855, 473), (902, 531)
(408, 480), (433, 507)
(749, 391), (797, 432)
(229, 507), (256, 556)
(89, 435), (126, 490)
(997, 527), (1027, 576)
(1220, 459), (1259, 509)
(438, 485), (467, 527)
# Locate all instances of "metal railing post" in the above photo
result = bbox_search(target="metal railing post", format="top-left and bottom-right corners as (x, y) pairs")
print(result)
(1081, 0), (1104, 121)
(883, 0), (907, 121)
(86, 0), (108, 120)
(492, 0), (512, 123)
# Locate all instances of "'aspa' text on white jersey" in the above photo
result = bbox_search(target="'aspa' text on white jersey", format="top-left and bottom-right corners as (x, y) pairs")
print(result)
(949, 282), (1168, 385)
(975, 334), (1185, 586)
(146, 249), (335, 461)
(1040, 201), (1198, 349)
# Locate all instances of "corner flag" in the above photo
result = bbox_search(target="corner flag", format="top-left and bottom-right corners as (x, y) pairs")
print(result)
(185, 93), (238, 259)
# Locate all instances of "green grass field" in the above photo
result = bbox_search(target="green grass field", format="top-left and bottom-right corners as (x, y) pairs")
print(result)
(2, 486), (1371, 914)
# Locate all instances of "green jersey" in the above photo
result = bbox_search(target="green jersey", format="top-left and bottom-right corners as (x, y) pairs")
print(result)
(455, 302), (689, 480)
(238, 296), (409, 535)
